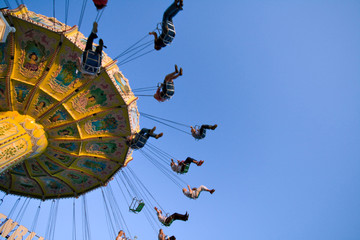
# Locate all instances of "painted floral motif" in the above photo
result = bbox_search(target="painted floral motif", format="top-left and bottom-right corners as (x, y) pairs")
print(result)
(28, 12), (64, 30)
(49, 109), (68, 123)
(85, 141), (117, 155)
(28, 160), (46, 176)
(49, 59), (82, 94)
(0, 141), (26, 162)
(71, 85), (108, 114)
(17, 177), (36, 192)
(0, 122), (18, 142)
(11, 164), (26, 175)
(34, 94), (54, 112)
(67, 172), (88, 185)
(52, 153), (75, 165)
(84, 114), (126, 135)
(58, 142), (77, 152)
(57, 126), (77, 137)
(114, 72), (130, 94)
(0, 122), (12, 136)
(44, 160), (60, 172)
(80, 159), (106, 173)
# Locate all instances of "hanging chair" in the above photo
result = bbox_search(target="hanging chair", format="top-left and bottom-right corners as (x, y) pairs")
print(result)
(129, 198), (145, 213)
(180, 163), (190, 174)
(80, 50), (102, 75)
(156, 21), (176, 46)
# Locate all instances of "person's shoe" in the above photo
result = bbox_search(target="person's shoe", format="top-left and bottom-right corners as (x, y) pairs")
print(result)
(210, 124), (217, 130)
(175, 64), (179, 73)
(210, 189), (215, 194)
(92, 22), (98, 33)
(184, 212), (189, 220)
(197, 160), (204, 166)
(179, 67), (183, 76)
(150, 127), (156, 134)
(179, 0), (184, 9)
(155, 133), (163, 139)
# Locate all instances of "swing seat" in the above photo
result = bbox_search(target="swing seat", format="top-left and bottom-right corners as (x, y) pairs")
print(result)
(80, 50), (102, 75)
(193, 125), (206, 140)
(180, 164), (190, 174)
(161, 81), (174, 100)
(163, 215), (174, 227)
(0, 12), (16, 43)
(129, 134), (147, 150)
(157, 21), (176, 46)
(129, 198), (145, 213)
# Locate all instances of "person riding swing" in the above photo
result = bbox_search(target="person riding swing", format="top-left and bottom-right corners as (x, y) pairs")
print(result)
(154, 65), (182, 102)
(149, 0), (183, 50)
(80, 22), (106, 75)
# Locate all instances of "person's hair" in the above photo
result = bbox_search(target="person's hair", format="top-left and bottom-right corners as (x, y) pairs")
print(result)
(169, 236), (176, 240)
(182, 188), (186, 193)
(154, 43), (162, 51)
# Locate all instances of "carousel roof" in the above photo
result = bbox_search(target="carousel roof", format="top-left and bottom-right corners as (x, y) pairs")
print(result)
(0, 5), (140, 200)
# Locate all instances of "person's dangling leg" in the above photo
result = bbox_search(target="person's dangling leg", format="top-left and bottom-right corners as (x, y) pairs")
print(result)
(184, 157), (203, 166)
(148, 127), (163, 139)
(85, 22), (98, 51)
(163, 1), (181, 23)
(194, 185), (215, 198)
(169, 212), (188, 222)
(95, 39), (104, 55)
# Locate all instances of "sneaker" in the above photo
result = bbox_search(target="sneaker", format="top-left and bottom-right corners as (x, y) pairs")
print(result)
(175, 64), (178, 73)
(210, 189), (215, 194)
(210, 124), (217, 130)
(155, 133), (163, 139)
(179, 68), (183, 76)
(197, 160), (204, 166)
(150, 126), (156, 134)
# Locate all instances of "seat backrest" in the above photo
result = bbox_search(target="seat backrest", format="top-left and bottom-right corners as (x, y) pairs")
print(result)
(81, 50), (102, 75)
(162, 82), (174, 100)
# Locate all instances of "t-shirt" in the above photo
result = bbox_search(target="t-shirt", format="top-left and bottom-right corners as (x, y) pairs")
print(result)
(184, 190), (197, 199)
(171, 163), (182, 173)
(158, 232), (168, 240)
(192, 129), (206, 140)
(157, 212), (167, 224)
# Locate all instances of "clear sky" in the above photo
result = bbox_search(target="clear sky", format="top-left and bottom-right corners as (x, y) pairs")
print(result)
(1, 0), (360, 239)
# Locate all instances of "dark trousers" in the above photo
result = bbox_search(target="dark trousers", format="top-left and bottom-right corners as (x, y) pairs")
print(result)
(180, 157), (196, 172)
(85, 32), (103, 54)
(165, 212), (187, 224)
(162, 1), (181, 24)
(139, 128), (157, 139)
(199, 125), (211, 136)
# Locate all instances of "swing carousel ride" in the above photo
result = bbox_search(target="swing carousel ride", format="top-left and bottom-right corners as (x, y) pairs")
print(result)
(0, 1), (216, 239)
(0, 3), (139, 199)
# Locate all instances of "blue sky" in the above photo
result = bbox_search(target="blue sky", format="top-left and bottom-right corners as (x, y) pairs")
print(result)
(1, 0), (360, 239)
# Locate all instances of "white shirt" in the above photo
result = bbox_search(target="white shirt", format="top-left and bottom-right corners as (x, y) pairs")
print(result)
(184, 190), (197, 199)
(157, 212), (167, 224)
(171, 163), (182, 173)
(158, 232), (168, 240)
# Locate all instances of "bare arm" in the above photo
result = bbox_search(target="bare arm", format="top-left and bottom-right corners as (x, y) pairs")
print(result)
(149, 31), (158, 41)
(187, 185), (193, 194)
